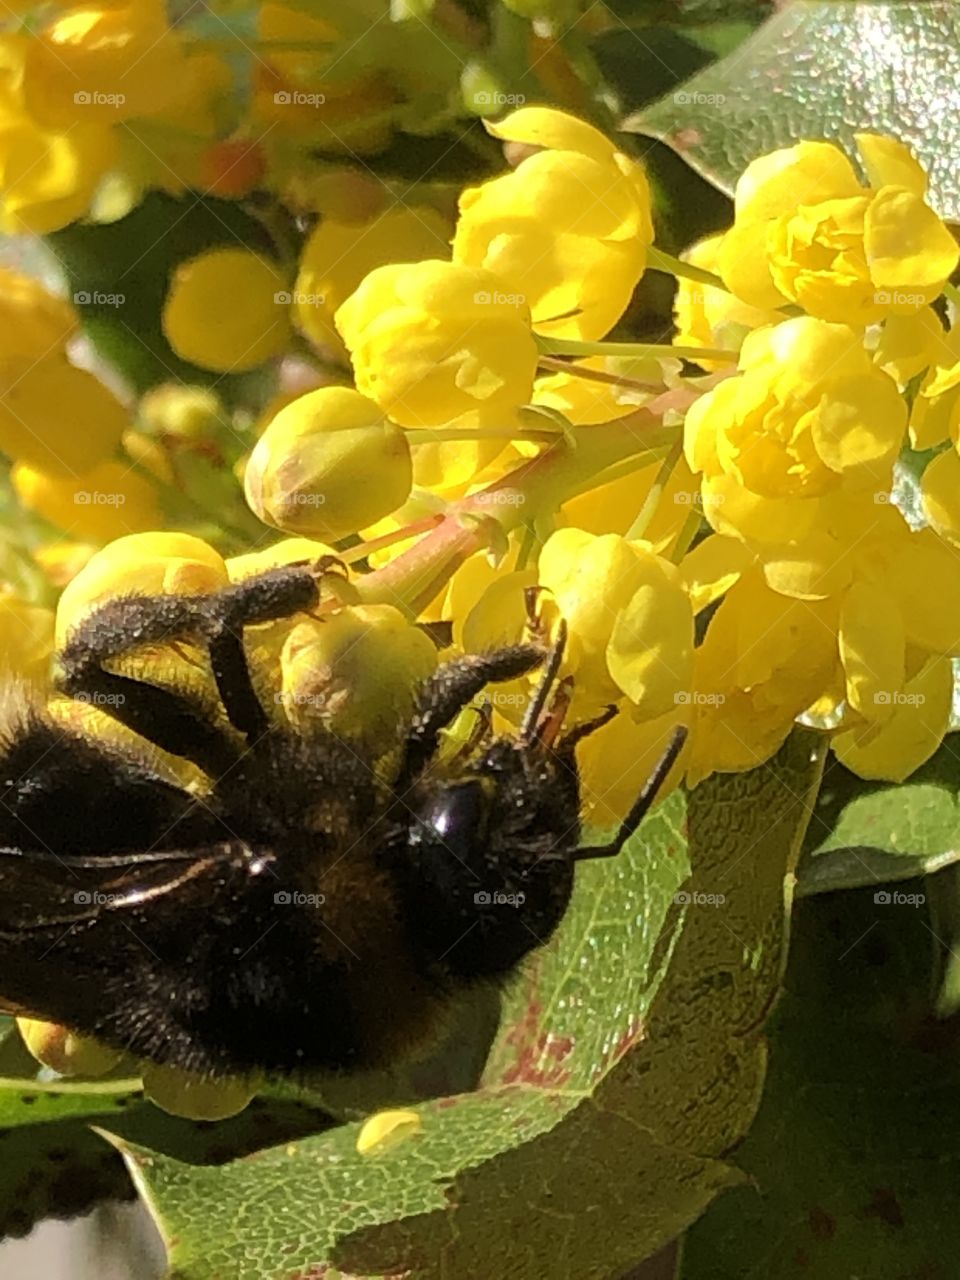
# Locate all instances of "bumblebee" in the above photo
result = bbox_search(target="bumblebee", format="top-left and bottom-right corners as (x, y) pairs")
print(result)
(0, 562), (682, 1079)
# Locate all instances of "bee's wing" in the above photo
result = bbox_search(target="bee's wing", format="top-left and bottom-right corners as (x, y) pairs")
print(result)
(0, 842), (252, 934)
(0, 840), (282, 1068)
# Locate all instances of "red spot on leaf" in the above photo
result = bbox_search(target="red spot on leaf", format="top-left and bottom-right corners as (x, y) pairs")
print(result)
(807, 1206), (836, 1241)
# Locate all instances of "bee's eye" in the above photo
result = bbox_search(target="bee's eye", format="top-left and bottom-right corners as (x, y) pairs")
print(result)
(413, 780), (489, 873)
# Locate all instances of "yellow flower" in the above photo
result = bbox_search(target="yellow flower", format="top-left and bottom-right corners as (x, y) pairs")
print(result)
(0, 354), (128, 475)
(12, 460), (161, 543)
(22, 0), (187, 127)
(673, 233), (780, 364)
(576, 709), (686, 828)
(335, 259), (539, 427)
(0, 265), (77, 362)
(18, 1017), (120, 1077)
(537, 528), (693, 719)
(244, 387), (412, 539)
(533, 354), (675, 424)
(0, 36), (117, 233)
(685, 570), (839, 785)
(294, 205), (452, 354)
(833, 651), (953, 782)
(162, 249), (291, 373)
(719, 135), (959, 323)
(0, 591), (54, 683)
(141, 1063), (260, 1121)
(684, 317), (907, 545)
(279, 604), (437, 746)
(56, 532), (227, 644)
(453, 106), (652, 340)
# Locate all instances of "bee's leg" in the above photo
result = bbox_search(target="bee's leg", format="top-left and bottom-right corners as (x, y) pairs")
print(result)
(58, 593), (241, 776)
(396, 645), (544, 789)
(57, 566), (320, 772)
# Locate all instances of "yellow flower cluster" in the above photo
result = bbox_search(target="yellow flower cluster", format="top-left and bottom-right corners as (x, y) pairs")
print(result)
(6, 88), (960, 1113)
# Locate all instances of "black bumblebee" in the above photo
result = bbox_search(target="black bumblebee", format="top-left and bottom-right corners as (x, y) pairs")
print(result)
(0, 562), (682, 1080)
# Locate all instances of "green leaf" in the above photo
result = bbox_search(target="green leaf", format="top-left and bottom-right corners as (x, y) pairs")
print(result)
(682, 878), (960, 1278)
(107, 730), (824, 1280)
(626, 1), (960, 221)
(798, 735), (960, 895)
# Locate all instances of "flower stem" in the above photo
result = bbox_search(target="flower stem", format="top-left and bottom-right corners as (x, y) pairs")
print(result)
(626, 436), (684, 540)
(536, 335), (738, 364)
(647, 246), (727, 292)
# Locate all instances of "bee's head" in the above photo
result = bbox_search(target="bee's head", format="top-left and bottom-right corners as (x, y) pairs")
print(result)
(398, 733), (583, 980)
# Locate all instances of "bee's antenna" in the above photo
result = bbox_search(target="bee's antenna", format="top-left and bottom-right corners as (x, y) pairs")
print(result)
(519, 617), (567, 744)
(572, 726), (688, 862)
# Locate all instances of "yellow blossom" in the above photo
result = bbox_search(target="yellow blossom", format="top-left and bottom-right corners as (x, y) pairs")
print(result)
(453, 106), (652, 340)
(0, 354), (128, 475)
(163, 249), (291, 373)
(22, 0), (187, 128)
(56, 532), (228, 644)
(537, 528), (693, 718)
(13, 460), (161, 543)
(685, 571), (839, 785)
(0, 592), (55, 683)
(673, 233), (780, 364)
(294, 205), (452, 355)
(335, 259), (539, 427)
(279, 604), (437, 745)
(719, 135), (958, 323)
(684, 317), (907, 545)
(244, 387), (412, 539)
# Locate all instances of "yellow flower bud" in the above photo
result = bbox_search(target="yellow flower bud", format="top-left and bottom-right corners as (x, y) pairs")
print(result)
(139, 384), (224, 442)
(141, 1063), (260, 1120)
(335, 259), (538, 427)
(454, 107), (653, 340)
(18, 1017), (121, 1077)
(244, 387), (412, 539)
(278, 604), (437, 745)
(12, 460), (161, 543)
(163, 248), (291, 373)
